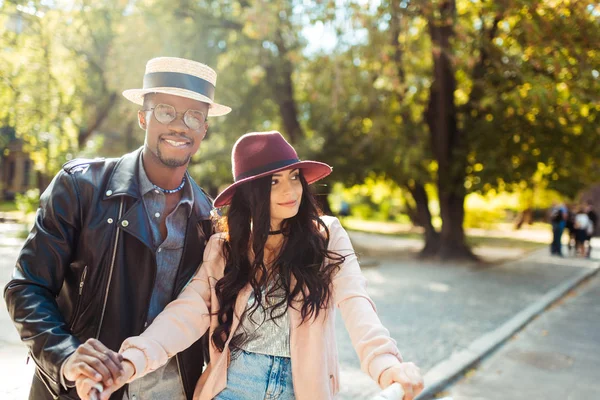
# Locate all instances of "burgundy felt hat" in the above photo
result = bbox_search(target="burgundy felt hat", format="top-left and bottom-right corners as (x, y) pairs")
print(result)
(213, 131), (332, 207)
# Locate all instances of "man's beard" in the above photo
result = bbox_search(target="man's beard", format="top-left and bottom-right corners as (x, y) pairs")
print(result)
(156, 146), (192, 168)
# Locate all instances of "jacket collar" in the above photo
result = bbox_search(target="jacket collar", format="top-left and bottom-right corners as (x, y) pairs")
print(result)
(104, 147), (213, 220)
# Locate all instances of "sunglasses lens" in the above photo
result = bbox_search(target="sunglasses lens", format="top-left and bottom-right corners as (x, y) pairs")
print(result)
(184, 110), (206, 130)
(154, 104), (176, 124)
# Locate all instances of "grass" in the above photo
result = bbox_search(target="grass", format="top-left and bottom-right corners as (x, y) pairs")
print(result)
(0, 201), (17, 212)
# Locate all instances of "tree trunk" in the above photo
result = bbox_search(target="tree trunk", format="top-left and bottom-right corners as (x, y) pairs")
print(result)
(37, 170), (51, 194)
(402, 192), (420, 227)
(514, 208), (533, 229)
(389, 2), (442, 255)
(407, 182), (441, 257)
(78, 92), (117, 149)
(426, 0), (475, 260)
(265, 28), (303, 144)
(437, 189), (474, 259)
(124, 120), (137, 152)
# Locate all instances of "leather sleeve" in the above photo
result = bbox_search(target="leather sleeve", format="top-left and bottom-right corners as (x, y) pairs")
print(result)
(3, 169), (83, 396)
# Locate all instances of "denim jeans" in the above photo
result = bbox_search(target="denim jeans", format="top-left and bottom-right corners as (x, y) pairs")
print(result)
(214, 350), (295, 400)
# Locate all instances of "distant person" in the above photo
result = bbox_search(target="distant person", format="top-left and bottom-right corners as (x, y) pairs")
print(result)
(585, 202), (597, 258)
(574, 208), (592, 257)
(339, 200), (351, 218)
(549, 201), (567, 256)
(565, 207), (576, 255)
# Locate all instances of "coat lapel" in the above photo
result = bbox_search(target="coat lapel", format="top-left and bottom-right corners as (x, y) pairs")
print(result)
(117, 199), (154, 250)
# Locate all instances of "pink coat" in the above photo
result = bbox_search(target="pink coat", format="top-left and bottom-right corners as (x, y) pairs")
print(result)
(120, 216), (402, 399)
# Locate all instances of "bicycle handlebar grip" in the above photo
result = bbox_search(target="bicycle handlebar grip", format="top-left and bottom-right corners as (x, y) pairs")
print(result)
(371, 383), (405, 400)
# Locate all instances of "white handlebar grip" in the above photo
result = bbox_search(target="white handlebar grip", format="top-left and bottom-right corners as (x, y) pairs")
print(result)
(372, 383), (453, 400)
(371, 383), (405, 399)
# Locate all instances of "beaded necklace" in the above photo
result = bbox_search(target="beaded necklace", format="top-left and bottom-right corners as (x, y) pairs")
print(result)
(153, 176), (186, 194)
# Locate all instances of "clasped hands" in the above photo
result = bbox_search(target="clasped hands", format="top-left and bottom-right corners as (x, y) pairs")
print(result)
(64, 339), (134, 400)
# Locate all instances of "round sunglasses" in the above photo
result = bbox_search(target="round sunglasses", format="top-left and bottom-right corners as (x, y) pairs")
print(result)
(142, 103), (206, 131)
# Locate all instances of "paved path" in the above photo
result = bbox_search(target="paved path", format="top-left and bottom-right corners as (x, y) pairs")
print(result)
(335, 241), (599, 399)
(0, 226), (32, 400)
(445, 274), (600, 400)
(0, 223), (597, 399)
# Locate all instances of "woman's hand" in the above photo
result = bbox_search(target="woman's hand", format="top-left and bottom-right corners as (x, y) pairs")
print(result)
(380, 362), (424, 400)
(76, 359), (135, 400)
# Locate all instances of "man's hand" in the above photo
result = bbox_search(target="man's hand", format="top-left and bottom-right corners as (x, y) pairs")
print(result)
(380, 362), (424, 400)
(63, 338), (124, 388)
(76, 360), (135, 400)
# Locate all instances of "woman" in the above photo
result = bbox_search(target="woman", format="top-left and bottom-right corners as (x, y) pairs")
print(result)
(77, 131), (423, 400)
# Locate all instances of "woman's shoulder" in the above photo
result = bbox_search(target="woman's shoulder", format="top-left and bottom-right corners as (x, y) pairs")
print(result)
(320, 214), (344, 226)
(318, 215), (355, 255)
(318, 215), (345, 236)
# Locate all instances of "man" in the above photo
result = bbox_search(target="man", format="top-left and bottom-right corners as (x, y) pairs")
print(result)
(4, 57), (231, 399)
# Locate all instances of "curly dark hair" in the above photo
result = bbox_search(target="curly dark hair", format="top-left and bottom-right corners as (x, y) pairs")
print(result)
(211, 171), (345, 352)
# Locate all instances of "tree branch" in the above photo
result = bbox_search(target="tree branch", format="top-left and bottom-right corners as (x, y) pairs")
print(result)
(78, 92), (117, 148)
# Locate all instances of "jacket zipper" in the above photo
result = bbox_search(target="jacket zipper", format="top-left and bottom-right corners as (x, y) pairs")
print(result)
(79, 265), (88, 295)
(69, 265), (88, 331)
(95, 198), (124, 339)
(36, 198), (124, 398)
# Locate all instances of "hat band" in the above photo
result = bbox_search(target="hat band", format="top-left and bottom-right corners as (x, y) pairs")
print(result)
(143, 71), (215, 101)
(235, 158), (300, 181)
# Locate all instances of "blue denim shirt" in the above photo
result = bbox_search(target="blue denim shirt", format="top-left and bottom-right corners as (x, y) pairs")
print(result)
(124, 154), (194, 400)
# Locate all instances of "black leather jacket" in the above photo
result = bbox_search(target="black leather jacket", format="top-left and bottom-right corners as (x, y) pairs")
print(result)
(4, 148), (213, 399)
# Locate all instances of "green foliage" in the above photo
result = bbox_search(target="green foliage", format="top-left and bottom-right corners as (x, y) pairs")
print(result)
(1, 0), (598, 235)
(0, 200), (18, 212)
(455, 0), (600, 196)
(330, 177), (408, 221)
(15, 188), (39, 215)
(335, 176), (567, 229)
(463, 193), (509, 230)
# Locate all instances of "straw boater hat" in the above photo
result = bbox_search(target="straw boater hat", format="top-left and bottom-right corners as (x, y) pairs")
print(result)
(213, 131), (332, 207)
(122, 57), (231, 117)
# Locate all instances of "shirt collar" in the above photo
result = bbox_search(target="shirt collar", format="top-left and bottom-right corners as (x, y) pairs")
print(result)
(138, 153), (195, 216)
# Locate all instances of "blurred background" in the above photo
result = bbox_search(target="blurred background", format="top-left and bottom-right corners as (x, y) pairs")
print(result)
(1, 1), (600, 399)
(0, 0), (600, 399)
(1, 0), (599, 258)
